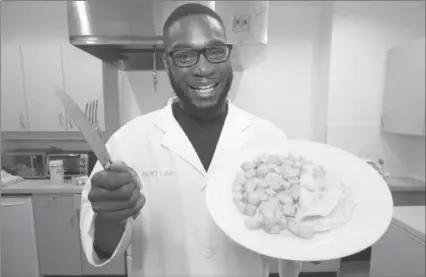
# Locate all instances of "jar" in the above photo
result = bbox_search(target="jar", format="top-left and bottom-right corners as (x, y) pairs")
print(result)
(49, 160), (64, 183)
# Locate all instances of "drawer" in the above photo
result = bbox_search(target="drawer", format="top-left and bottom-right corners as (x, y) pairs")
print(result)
(74, 194), (82, 208)
(33, 194), (73, 208)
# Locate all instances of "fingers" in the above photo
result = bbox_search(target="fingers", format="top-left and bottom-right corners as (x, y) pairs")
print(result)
(109, 161), (131, 173)
(91, 170), (133, 190)
(88, 160), (145, 221)
(95, 192), (146, 221)
(88, 182), (135, 202)
(91, 187), (140, 212)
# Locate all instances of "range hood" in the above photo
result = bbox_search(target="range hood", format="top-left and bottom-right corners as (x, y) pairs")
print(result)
(67, 1), (269, 71)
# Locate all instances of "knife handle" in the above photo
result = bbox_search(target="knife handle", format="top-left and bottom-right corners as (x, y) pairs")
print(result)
(127, 166), (142, 220)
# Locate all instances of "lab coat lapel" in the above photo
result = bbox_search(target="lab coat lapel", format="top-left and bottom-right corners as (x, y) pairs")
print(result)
(208, 104), (252, 175)
(155, 98), (206, 175)
(154, 98), (253, 176)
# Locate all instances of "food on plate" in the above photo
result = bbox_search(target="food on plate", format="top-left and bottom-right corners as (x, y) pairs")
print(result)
(233, 153), (356, 239)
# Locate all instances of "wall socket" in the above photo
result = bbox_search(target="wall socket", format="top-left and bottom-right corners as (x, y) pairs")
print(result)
(232, 14), (251, 32)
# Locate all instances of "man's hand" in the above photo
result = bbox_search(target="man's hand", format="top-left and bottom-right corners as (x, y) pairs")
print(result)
(88, 161), (145, 221)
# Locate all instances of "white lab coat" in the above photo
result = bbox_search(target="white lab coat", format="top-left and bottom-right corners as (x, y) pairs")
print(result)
(81, 97), (302, 277)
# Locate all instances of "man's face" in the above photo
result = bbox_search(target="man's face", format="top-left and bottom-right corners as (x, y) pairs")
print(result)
(163, 14), (233, 114)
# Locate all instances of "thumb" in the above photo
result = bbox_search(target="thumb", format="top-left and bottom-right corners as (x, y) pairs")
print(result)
(109, 161), (142, 189)
(108, 161), (130, 173)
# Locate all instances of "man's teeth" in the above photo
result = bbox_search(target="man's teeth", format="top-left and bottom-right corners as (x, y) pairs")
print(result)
(193, 84), (216, 93)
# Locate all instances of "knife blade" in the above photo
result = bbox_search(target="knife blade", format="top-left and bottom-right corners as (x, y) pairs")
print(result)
(55, 89), (112, 169)
(56, 89), (142, 222)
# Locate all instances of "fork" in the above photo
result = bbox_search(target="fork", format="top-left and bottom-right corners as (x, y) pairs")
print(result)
(85, 100), (102, 135)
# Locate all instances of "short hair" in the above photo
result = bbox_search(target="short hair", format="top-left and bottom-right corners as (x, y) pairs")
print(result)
(162, 3), (225, 36)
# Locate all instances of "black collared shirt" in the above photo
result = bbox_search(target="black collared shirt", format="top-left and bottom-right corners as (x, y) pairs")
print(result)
(172, 102), (227, 172)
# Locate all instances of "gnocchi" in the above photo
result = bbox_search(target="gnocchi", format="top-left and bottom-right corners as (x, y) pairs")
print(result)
(233, 153), (318, 239)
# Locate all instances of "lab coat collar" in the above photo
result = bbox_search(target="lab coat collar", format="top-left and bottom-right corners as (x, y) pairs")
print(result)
(154, 97), (252, 176)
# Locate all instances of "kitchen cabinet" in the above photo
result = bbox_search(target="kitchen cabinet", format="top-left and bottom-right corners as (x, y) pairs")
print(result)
(381, 37), (425, 136)
(21, 44), (67, 131)
(1, 44), (29, 131)
(2, 43), (107, 133)
(1, 196), (40, 277)
(32, 193), (125, 276)
(73, 194), (126, 275)
(370, 223), (425, 277)
(33, 194), (83, 276)
(61, 44), (106, 132)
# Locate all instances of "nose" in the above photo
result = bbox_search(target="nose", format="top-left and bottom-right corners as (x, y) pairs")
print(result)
(193, 54), (215, 77)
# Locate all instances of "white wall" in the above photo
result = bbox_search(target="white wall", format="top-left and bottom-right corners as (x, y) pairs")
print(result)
(0, 1), (68, 43)
(326, 1), (425, 177)
(119, 2), (333, 141)
(2, 1), (425, 178)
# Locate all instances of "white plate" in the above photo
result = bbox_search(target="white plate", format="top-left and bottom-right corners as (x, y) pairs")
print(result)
(206, 139), (393, 261)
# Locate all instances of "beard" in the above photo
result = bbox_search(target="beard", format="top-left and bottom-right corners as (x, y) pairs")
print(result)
(169, 70), (234, 120)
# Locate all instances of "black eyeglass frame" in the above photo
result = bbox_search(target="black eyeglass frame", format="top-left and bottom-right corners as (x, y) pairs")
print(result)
(167, 44), (233, 68)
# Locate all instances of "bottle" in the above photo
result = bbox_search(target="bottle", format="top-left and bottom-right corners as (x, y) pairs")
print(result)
(49, 160), (64, 183)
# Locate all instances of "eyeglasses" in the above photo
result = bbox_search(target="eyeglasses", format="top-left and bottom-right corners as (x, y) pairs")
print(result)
(168, 44), (233, 68)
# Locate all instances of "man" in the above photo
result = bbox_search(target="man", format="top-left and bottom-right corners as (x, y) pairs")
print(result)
(81, 3), (303, 277)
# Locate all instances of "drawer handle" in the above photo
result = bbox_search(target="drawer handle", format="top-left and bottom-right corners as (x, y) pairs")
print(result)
(59, 113), (64, 126)
(19, 112), (26, 128)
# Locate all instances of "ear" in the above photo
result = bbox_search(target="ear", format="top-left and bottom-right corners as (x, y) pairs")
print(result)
(162, 52), (170, 76)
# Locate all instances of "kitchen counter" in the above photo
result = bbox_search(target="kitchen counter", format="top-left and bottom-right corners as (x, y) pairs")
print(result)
(1, 180), (84, 195)
(386, 176), (425, 192)
(392, 206), (425, 242)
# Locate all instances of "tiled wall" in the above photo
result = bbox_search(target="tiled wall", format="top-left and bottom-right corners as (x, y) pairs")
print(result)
(326, 1), (425, 177)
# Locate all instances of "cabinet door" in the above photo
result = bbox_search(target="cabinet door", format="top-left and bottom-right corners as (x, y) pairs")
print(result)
(73, 194), (126, 275)
(382, 38), (425, 136)
(33, 194), (82, 276)
(1, 44), (29, 131)
(21, 44), (66, 131)
(61, 44), (105, 131)
(370, 223), (425, 277)
(1, 197), (40, 277)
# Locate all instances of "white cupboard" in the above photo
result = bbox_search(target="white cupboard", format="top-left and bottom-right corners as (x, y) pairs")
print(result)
(32, 194), (126, 276)
(1, 196), (40, 277)
(1, 43), (107, 133)
(61, 44), (106, 132)
(32, 194), (83, 276)
(381, 37), (425, 136)
(1, 44), (29, 131)
(21, 44), (67, 131)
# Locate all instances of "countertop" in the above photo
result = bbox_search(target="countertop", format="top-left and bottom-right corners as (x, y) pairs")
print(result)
(1, 175), (424, 194)
(386, 176), (425, 192)
(1, 179), (84, 195)
(392, 206), (425, 242)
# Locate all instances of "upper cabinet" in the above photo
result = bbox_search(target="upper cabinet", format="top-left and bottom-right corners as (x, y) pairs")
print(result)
(61, 44), (105, 132)
(0, 43), (107, 133)
(21, 44), (66, 131)
(1, 44), (29, 131)
(381, 37), (425, 136)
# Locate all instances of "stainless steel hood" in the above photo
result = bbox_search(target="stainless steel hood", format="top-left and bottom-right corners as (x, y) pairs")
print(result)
(67, 1), (269, 71)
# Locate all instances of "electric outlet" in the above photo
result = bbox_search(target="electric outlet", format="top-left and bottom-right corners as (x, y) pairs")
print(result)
(232, 14), (251, 33)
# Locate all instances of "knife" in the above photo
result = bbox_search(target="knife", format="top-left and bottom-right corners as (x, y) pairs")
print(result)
(56, 89), (112, 169)
(56, 89), (142, 222)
